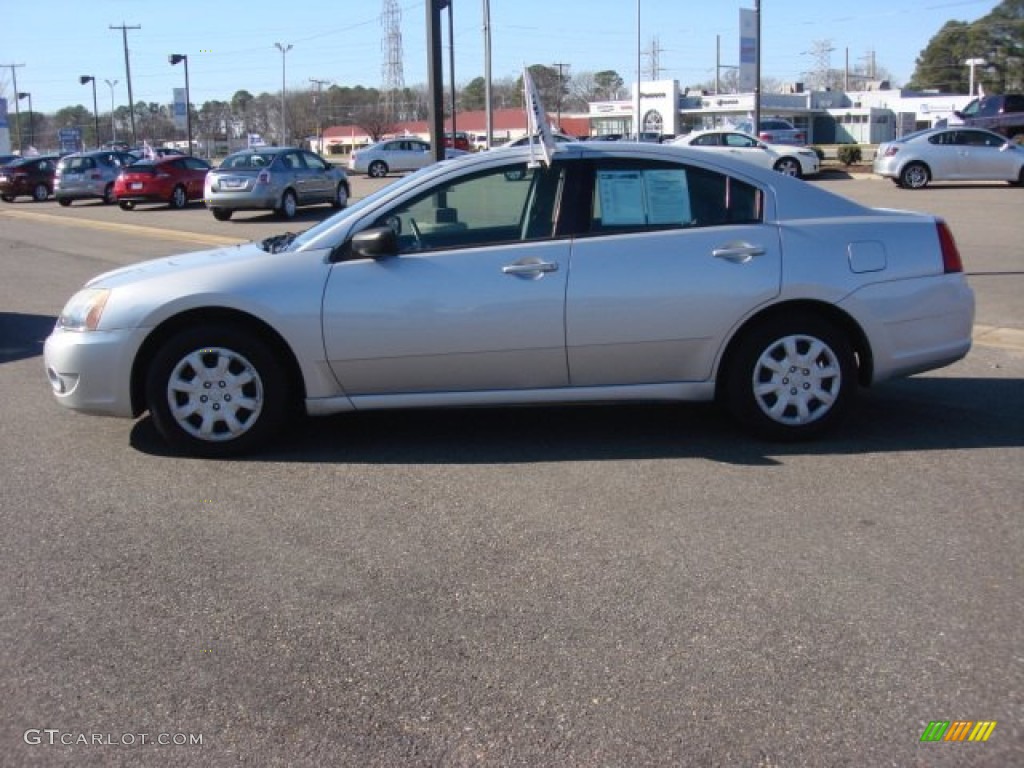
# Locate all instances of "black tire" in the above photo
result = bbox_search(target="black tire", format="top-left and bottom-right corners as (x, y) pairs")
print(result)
(102, 183), (116, 204)
(145, 324), (289, 457)
(211, 208), (233, 221)
(899, 162), (929, 189)
(119, 200), (135, 211)
(278, 189), (298, 219)
(725, 313), (857, 441)
(1012, 167), (1024, 187)
(32, 184), (49, 202)
(773, 157), (803, 178)
(367, 160), (388, 178)
(0, 194), (14, 203)
(170, 185), (188, 209)
(58, 198), (72, 207)
(331, 182), (349, 209)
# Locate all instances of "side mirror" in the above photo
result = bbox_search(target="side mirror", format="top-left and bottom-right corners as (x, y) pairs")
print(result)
(347, 226), (399, 260)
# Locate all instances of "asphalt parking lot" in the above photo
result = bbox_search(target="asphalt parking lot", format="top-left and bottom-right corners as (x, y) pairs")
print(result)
(1, 172), (1021, 766)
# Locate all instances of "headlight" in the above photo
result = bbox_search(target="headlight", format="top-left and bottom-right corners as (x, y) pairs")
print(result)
(57, 288), (110, 331)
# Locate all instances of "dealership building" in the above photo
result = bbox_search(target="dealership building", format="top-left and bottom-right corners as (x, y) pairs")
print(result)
(319, 79), (976, 154)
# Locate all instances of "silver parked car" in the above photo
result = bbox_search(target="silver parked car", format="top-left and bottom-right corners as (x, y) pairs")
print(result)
(204, 147), (349, 220)
(873, 126), (1024, 188)
(734, 117), (807, 146)
(45, 142), (974, 456)
(348, 138), (465, 177)
(670, 130), (819, 177)
(54, 150), (137, 206)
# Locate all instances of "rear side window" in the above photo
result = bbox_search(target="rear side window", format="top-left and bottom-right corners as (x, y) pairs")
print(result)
(587, 160), (761, 233)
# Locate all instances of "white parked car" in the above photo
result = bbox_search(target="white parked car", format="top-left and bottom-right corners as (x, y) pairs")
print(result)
(671, 130), (819, 177)
(45, 142), (974, 456)
(873, 126), (1024, 188)
(348, 138), (465, 177)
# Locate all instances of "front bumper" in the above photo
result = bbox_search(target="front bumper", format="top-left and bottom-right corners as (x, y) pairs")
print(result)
(44, 327), (149, 418)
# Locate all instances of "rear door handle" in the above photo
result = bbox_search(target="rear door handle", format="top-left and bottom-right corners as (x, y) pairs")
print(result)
(712, 243), (766, 264)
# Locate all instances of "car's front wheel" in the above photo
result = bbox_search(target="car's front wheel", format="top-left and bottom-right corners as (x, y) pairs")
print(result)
(726, 314), (856, 441)
(211, 208), (233, 221)
(332, 182), (349, 209)
(58, 198), (72, 207)
(773, 157), (802, 177)
(899, 162), (930, 189)
(0, 194), (14, 203)
(119, 200), (135, 210)
(368, 160), (388, 178)
(145, 325), (289, 457)
(103, 183), (116, 204)
(32, 184), (49, 202)
(278, 189), (297, 219)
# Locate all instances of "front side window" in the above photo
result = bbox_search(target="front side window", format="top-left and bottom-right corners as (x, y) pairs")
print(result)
(587, 160), (761, 233)
(371, 163), (565, 253)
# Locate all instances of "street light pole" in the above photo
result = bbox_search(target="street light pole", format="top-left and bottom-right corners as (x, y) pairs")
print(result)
(110, 23), (141, 146)
(274, 42), (293, 146)
(169, 54), (192, 153)
(17, 93), (33, 149)
(964, 57), (986, 97)
(104, 79), (119, 143)
(80, 76), (100, 148)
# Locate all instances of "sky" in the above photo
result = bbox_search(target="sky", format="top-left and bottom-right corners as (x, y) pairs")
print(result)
(0, 0), (1003, 116)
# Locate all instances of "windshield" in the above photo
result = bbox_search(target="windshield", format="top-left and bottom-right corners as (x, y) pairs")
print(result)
(290, 163), (442, 252)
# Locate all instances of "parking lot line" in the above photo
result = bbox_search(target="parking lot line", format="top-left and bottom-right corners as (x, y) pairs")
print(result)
(0, 209), (244, 247)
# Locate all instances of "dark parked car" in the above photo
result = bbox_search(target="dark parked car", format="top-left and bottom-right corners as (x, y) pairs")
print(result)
(954, 93), (1024, 141)
(0, 155), (59, 202)
(114, 155), (211, 209)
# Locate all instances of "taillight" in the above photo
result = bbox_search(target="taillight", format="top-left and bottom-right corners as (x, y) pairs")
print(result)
(794, 132), (806, 142)
(884, 146), (899, 157)
(936, 219), (963, 274)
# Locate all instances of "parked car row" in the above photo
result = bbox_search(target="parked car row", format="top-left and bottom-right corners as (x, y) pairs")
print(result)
(0, 146), (351, 219)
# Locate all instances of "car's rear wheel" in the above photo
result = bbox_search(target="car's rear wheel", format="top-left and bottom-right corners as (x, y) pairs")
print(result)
(332, 182), (349, 209)
(278, 189), (298, 219)
(102, 183), (116, 204)
(211, 208), (233, 221)
(32, 183), (49, 202)
(58, 198), (72, 207)
(145, 325), (289, 457)
(119, 200), (135, 211)
(773, 157), (802, 177)
(1012, 167), (1024, 187)
(899, 162), (930, 189)
(368, 160), (388, 178)
(726, 314), (856, 441)
(170, 185), (188, 209)
(1, 194), (14, 203)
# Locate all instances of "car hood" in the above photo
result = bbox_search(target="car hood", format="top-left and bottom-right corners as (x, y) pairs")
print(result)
(85, 242), (268, 289)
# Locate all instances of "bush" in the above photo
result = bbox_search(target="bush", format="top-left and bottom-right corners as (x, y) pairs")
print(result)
(808, 145), (825, 162)
(837, 144), (863, 166)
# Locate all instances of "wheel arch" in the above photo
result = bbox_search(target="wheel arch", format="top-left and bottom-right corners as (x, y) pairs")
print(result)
(715, 299), (874, 403)
(130, 307), (306, 417)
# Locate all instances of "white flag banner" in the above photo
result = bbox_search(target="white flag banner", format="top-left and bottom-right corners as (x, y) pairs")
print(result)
(522, 67), (556, 167)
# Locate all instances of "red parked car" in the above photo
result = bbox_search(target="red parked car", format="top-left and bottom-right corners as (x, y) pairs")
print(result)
(0, 155), (59, 202)
(113, 155), (211, 210)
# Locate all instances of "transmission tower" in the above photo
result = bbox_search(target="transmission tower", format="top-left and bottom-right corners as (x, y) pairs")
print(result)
(806, 39), (835, 91)
(381, 0), (405, 120)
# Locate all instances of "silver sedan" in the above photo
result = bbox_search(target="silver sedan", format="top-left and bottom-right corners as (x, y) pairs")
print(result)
(873, 127), (1024, 188)
(204, 147), (349, 220)
(45, 142), (974, 456)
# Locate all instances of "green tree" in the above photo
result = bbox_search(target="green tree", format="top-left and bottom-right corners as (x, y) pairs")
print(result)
(461, 77), (486, 111)
(909, 0), (1023, 92)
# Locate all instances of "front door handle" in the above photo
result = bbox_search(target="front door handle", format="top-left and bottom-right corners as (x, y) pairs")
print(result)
(712, 242), (766, 264)
(502, 260), (559, 276)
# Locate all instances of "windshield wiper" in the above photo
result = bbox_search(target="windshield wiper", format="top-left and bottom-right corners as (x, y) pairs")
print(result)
(259, 231), (298, 253)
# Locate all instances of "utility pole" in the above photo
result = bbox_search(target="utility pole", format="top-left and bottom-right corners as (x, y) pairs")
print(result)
(553, 62), (569, 129)
(110, 23), (141, 146)
(309, 78), (330, 152)
(2, 63), (26, 152)
(483, 0), (492, 149)
(274, 42), (293, 145)
(447, 1), (456, 146)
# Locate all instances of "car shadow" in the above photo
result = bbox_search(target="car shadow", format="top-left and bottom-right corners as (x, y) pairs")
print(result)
(129, 376), (1023, 466)
(0, 312), (57, 364)
(218, 207), (338, 224)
